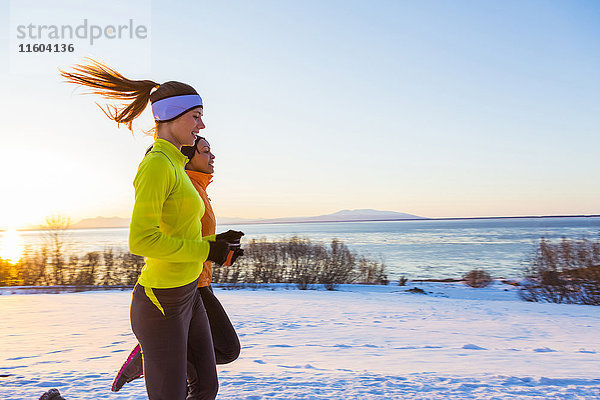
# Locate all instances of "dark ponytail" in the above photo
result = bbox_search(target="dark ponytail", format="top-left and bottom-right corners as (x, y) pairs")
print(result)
(181, 136), (206, 159)
(60, 58), (159, 131)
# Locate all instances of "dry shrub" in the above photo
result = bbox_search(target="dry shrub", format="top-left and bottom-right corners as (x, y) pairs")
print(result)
(463, 269), (493, 288)
(0, 248), (144, 287)
(212, 236), (389, 290)
(520, 236), (600, 305)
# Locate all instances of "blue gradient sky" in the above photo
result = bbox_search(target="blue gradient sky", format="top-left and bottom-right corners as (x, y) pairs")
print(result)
(0, 0), (599, 229)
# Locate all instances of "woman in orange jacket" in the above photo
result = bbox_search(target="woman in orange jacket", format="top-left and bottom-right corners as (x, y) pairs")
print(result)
(111, 136), (242, 393)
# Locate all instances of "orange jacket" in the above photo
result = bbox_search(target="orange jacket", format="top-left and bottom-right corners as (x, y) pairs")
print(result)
(186, 170), (216, 288)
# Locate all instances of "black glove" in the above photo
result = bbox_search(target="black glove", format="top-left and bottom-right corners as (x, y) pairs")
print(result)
(229, 248), (244, 266)
(216, 229), (244, 244)
(207, 240), (230, 265)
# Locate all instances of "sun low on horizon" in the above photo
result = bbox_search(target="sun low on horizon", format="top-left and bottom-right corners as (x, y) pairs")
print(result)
(0, 229), (23, 264)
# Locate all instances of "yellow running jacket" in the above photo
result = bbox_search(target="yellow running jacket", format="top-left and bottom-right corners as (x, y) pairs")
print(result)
(129, 138), (211, 289)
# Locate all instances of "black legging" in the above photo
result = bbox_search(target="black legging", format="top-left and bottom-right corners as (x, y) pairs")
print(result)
(187, 286), (241, 395)
(199, 285), (240, 365)
(131, 280), (217, 400)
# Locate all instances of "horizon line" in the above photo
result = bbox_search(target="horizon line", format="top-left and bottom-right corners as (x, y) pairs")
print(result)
(7, 213), (600, 232)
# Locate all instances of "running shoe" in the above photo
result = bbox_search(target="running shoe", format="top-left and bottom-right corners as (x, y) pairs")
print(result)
(111, 344), (143, 392)
(39, 388), (66, 400)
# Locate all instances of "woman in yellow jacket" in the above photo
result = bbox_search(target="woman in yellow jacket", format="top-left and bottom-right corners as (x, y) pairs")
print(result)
(58, 60), (238, 400)
(112, 136), (241, 393)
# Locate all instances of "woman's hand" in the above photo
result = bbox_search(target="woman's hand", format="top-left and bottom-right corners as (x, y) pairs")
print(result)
(215, 230), (245, 266)
(229, 248), (244, 265)
(207, 240), (230, 264)
(216, 230), (244, 243)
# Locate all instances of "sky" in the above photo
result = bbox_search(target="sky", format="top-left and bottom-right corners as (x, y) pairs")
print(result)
(0, 0), (599, 229)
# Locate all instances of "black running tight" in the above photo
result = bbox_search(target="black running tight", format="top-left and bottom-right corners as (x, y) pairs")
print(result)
(130, 280), (217, 400)
(199, 285), (241, 365)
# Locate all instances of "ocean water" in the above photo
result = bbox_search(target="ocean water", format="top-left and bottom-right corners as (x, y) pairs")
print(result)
(3, 217), (599, 280)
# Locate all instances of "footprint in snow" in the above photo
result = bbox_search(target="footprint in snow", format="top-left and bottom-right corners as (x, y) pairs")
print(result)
(533, 347), (556, 353)
(462, 344), (487, 350)
(46, 349), (72, 354)
(6, 355), (39, 360)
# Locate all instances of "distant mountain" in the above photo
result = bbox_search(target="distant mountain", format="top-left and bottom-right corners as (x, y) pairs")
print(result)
(71, 216), (130, 229)
(217, 216), (255, 225)
(311, 209), (424, 221)
(72, 210), (425, 229)
(219, 209), (426, 225)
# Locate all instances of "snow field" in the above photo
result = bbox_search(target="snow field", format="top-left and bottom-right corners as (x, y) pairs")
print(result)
(1, 282), (599, 399)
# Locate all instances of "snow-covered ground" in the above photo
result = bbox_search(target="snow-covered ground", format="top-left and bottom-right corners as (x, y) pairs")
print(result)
(1, 282), (599, 399)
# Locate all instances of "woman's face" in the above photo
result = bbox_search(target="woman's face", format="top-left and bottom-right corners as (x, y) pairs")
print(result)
(187, 138), (215, 174)
(167, 107), (205, 147)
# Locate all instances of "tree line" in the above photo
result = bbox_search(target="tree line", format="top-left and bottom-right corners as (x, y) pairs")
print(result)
(0, 233), (388, 290)
(214, 236), (388, 289)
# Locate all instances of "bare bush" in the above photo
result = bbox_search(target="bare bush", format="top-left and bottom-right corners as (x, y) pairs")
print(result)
(0, 258), (19, 286)
(285, 236), (323, 289)
(356, 257), (388, 285)
(101, 247), (115, 285)
(43, 215), (71, 285)
(320, 239), (355, 290)
(520, 236), (600, 305)
(75, 252), (100, 285)
(121, 251), (145, 285)
(463, 269), (493, 288)
(19, 246), (49, 285)
(247, 239), (285, 284)
(211, 236), (389, 289)
(65, 255), (80, 285)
